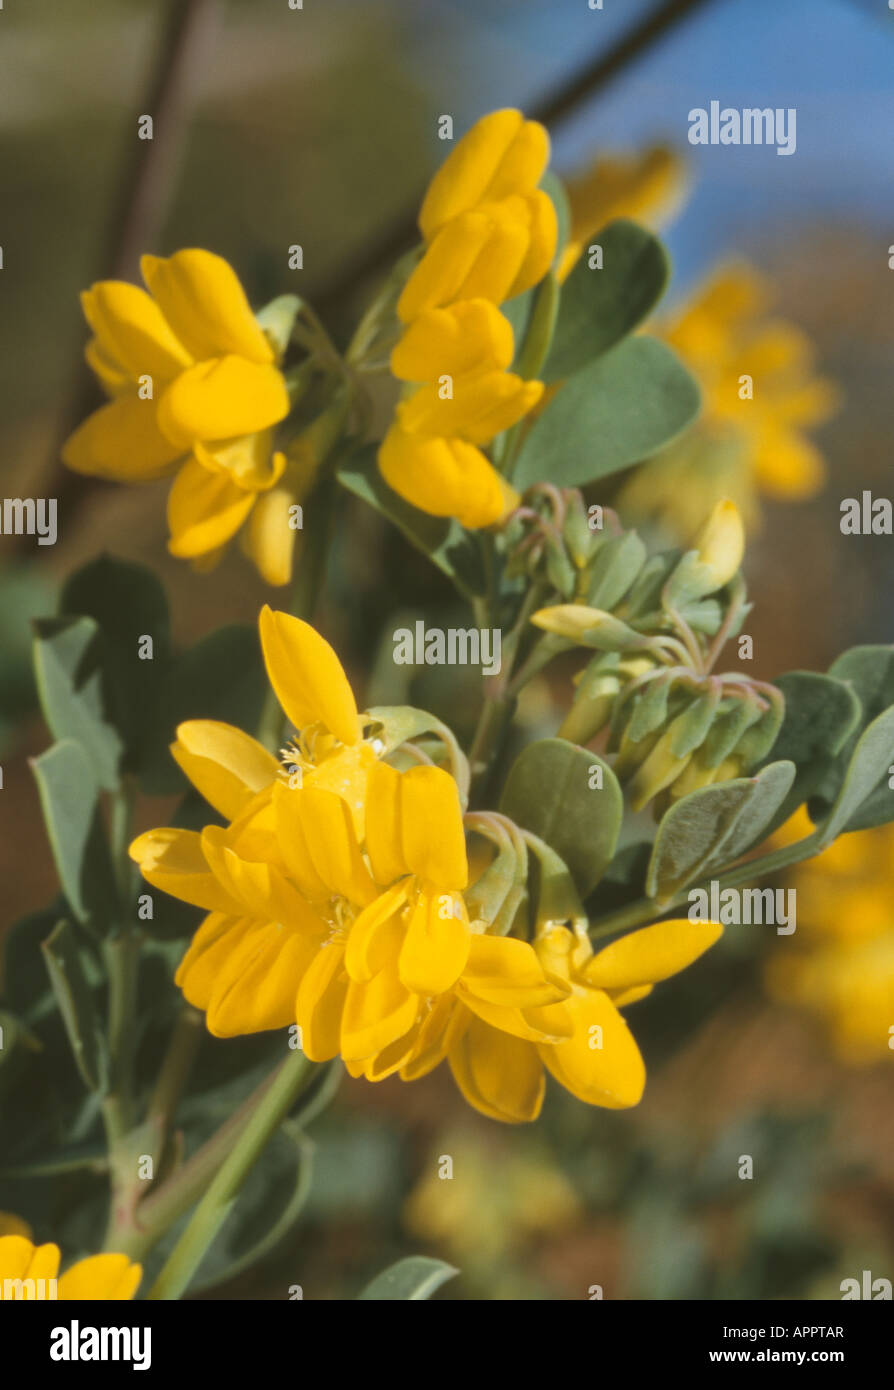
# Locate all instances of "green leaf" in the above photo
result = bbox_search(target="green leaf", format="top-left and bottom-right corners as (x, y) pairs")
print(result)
(33, 616), (124, 791)
(357, 1256), (458, 1301)
(542, 219), (670, 382)
(808, 645), (894, 822)
(512, 336), (701, 490)
(337, 444), (485, 599)
(40, 921), (107, 1092)
(814, 706), (894, 844)
(758, 671), (861, 831)
(500, 738), (622, 897)
(31, 741), (119, 931)
(705, 761), (796, 868)
(646, 779), (755, 904)
(60, 555), (172, 772)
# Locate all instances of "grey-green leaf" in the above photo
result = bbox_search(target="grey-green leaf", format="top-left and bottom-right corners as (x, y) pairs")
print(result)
(542, 219), (670, 382)
(814, 706), (894, 844)
(31, 740), (120, 931)
(646, 779), (755, 904)
(357, 1256), (458, 1301)
(706, 761), (796, 868)
(500, 738), (622, 898)
(33, 616), (123, 791)
(513, 336), (701, 490)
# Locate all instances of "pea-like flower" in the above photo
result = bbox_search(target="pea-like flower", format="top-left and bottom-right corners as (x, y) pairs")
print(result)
(63, 249), (303, 583)
(446, 920), (722, 1123)
(0, 1228), (140, 1299)
(379, 109), (556, 530)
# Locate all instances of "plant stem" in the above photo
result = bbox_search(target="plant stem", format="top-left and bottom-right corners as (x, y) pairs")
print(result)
(587, 832), (823, 942)
(146, 1051), (317, 1299)
(103, 930), (140, 1144)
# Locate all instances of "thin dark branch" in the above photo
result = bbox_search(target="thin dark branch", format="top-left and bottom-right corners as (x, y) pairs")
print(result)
(316, 0), (717, 318)
(28, 0), (220, 555)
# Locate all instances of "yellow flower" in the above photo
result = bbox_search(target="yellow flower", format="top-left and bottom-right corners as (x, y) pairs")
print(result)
(63, 249), (305, 584)
(380, 109), (557, 530)
(0, 1233), (140, 1300)
(765, 810), (894, 1064)
(378, 427), (512, 530)
(558, 144), (688, 281)
(447, 919), (723, 1123)
(619, 265), (839, 531)
(690, 498), (745, 589)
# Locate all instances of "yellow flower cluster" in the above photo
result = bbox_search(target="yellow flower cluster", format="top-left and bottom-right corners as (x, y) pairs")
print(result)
(766, 810), (894, 1065)
(63, 249), (302, 585)
(0, 1221), (140, 1300)
(131, 609), (722, 1122)
(379, 109), (557, 529)
(620, 266), (840, 531)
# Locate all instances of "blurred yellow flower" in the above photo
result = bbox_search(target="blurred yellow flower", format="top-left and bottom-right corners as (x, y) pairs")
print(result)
(619, 265), (840, 531)
(766, 809), (894, 1064)
(63, 249), (306, 584)
(558, 144), (688, 280)
(380, 109), (556, 530)
(0, 1232), (140, 1299)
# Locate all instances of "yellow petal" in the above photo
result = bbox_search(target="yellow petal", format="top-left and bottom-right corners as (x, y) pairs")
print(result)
(539, 988), (645, 1108)
(452, 200), (530, 304)
(62, 396), (183, 480)
(141, 249), (274, 365)
(506, 189), (558, 297)
(157, 357), (289, 450)
(199, 827), (318, 925)
(205, 919), (318, 1037)
(56, 1254), (142, 1301)
(419, 109), (525, 238)
(461, 991), (573, 1042)
(585, 920), (723, 991)
(400, 994), (466, 1080)
(459, 933), (563, 1007)
(397, 370), (543, 446)
(448, 1016), (544, 1123)
(167, 454), (255, 558)
(259, 606), (361, 745)
(85, 337), (133, 396)
(273, 779), (336, 902)
(81, 280), (192, 383)
(390, 300), (514, 382)
(0, 1236), (60, 1290)
(397, 211), (497, 322)
(295, 942), (348, 1061)
(243, 482), (299, 586)
(279, 787), (376, 906)
(344, 881), (410, 982)
(171, 720), (279, 820)
(129, 827), (240, 913)
(364, 760), (410, 887)
(691, 499), (745, 589)
(378, 425), (506, 529)
(400, 764), (468, 889)
(194, 432), (286, 492)
(419, 110), (549, 240)
(399, 886), (470, 995)
(341, 962), (419, 1060)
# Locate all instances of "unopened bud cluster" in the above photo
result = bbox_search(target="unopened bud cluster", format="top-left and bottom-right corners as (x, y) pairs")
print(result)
(525, 496), (784, 812)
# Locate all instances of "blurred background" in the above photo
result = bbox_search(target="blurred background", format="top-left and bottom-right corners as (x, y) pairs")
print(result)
(1, 0), (893, 1298)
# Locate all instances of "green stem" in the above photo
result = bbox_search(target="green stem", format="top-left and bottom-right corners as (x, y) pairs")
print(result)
(147, 1052), (317, 1299)
(102, 931), (140, 1144)
(587, 832), (823, 942)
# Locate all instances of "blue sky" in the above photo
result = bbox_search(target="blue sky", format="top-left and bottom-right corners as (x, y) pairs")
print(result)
(401, 0), (894, 286)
